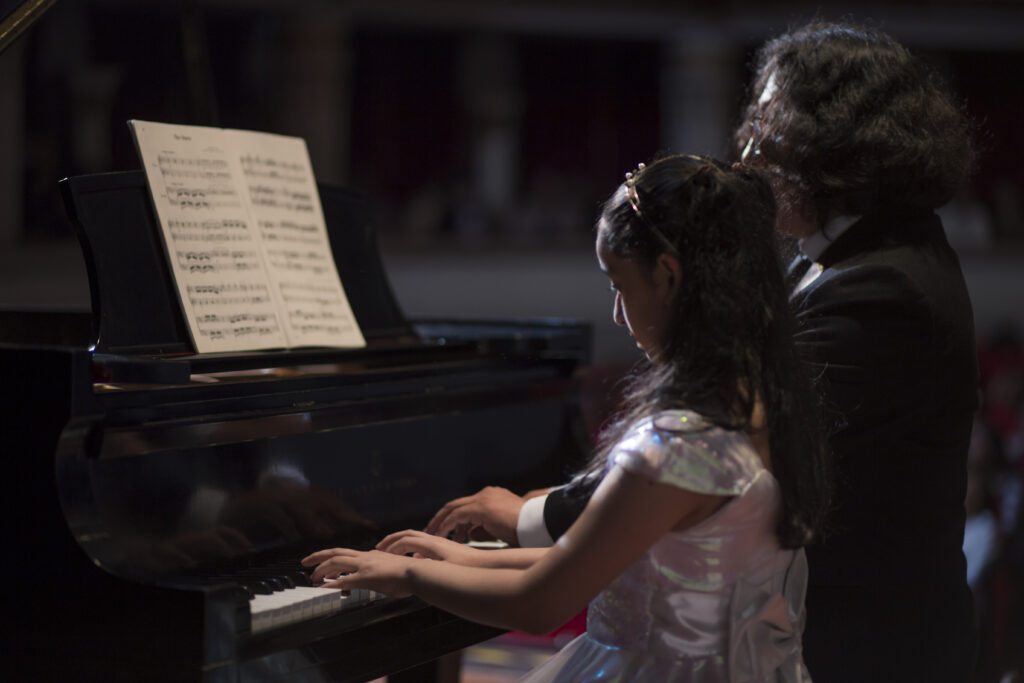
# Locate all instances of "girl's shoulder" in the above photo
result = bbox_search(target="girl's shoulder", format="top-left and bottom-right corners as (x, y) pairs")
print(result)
(609, 409), (764, 496)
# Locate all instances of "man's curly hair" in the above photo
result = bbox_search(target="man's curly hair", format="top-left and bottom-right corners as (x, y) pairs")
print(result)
(735, 21), (974, 222)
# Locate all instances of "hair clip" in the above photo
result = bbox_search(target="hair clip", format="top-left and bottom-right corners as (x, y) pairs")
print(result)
(624, 162), (647, 222)
(623, 162), (679, 255)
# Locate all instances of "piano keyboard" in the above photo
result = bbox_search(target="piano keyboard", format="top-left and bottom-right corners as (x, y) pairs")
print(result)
(206, 561), (382, 635)
(248, 544), (509, 633)
(249, 585), (378, 634)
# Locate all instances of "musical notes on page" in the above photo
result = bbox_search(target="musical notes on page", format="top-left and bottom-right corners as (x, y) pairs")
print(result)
(129, 120), (365, 353)
(256, 220), (321, 249)
(186, 282), (273, 308)
(278, 282), (356, 337)
(248, 184), (315, 213)
(239, 154), (308, 183)
(226, 127), (364, 350)
(168, 218), (251, 243)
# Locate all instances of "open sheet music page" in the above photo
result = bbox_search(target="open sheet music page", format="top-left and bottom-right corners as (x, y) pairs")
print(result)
(224, 128), (364, 350)
(129, 120), (365, 353)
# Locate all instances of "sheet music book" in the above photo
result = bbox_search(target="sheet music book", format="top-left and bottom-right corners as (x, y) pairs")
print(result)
(129, 120), (366, 354)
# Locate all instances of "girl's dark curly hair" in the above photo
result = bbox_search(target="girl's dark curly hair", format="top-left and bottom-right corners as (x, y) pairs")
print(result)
(583, 154), (831, 549)
(734, 21), (974, 222)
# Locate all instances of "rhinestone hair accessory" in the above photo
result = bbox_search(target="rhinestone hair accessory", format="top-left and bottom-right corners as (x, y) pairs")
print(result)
(624, 162), (679, 255)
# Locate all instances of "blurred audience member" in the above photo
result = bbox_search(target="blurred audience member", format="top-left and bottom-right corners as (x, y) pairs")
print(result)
(972, 323), (1024, 681)
(964, 416), (1003, 590)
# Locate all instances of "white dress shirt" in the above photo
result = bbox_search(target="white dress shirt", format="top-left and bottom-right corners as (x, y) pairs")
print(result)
(792, 214), (859, 294)
(516, 491), (556, 547)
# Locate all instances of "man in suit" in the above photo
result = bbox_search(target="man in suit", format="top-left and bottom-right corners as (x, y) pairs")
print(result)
(737, 22), (978, 681)
(427, 21), (979, 681)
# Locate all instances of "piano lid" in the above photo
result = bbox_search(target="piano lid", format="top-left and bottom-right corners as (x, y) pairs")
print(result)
(0, 0), (59, 55)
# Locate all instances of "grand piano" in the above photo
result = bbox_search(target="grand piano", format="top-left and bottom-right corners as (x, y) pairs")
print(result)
(1, 71), (591, 683)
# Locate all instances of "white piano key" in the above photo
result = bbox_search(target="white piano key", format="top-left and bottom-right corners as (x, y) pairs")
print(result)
(250, 585), (363, 634)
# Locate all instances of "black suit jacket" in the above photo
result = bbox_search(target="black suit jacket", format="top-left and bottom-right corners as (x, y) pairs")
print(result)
(544, 210), (979, 680)
(793, 210), (977, 590)
(794, 211), (978, 681)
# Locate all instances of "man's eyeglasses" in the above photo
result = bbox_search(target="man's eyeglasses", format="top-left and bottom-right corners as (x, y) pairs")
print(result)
(740, 115), (763, 163)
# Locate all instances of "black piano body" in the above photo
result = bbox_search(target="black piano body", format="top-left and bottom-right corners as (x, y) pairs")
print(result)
(1, 171), (592, 682)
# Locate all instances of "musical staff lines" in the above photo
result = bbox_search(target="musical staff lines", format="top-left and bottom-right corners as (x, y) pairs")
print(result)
(186, 282), (268, 295)
(176, 248), (262, 274)
(288, 307), (354, 332)
(169, 218), (252, 243)
(166, 186), (242, 211)
(200, 320), (283, 342)
(186, 282), (272, 308)
(248, 184), (315, 213)
(266, 247), (331, 276)
(239, 154), (308, 183)
(197, 311), (276, 325)
(258, 219), (321, 246)
(277, 281), (356, 337)
(157, 155), (232, 183)
(169, 218), (247, 231)
(183, 281), (283, 341)
(131, 120), (364, 352)
(281, 292), (344, 306)
(286, 300), (355, 337)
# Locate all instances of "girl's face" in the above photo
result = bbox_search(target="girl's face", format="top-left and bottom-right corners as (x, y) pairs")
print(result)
(596, 222), (680, 360)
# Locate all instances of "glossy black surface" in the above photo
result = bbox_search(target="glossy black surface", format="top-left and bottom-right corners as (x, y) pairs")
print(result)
(3, 319), (591, 682)
(4, 168), (592, 681)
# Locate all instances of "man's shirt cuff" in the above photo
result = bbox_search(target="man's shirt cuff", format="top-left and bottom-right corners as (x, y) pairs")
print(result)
(516, 493), (555, 547)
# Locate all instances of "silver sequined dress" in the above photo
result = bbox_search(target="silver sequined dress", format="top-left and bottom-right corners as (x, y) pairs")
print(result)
(520, 410), (811, 683)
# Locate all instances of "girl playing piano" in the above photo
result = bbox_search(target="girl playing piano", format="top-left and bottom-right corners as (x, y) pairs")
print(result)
(304, 154), (831, 682)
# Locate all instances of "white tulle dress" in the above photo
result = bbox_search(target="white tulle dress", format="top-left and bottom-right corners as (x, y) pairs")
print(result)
(520, 410), (811, 683)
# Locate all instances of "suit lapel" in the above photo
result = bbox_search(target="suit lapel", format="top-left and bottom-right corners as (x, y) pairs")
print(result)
(788, 215), (878, 301)
(786, 211), (940, 303)
(815, 213), (894, 269)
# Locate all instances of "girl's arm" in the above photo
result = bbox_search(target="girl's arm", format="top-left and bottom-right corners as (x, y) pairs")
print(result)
(372, 530), (548, 569)
(303, 466), (723, 634)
